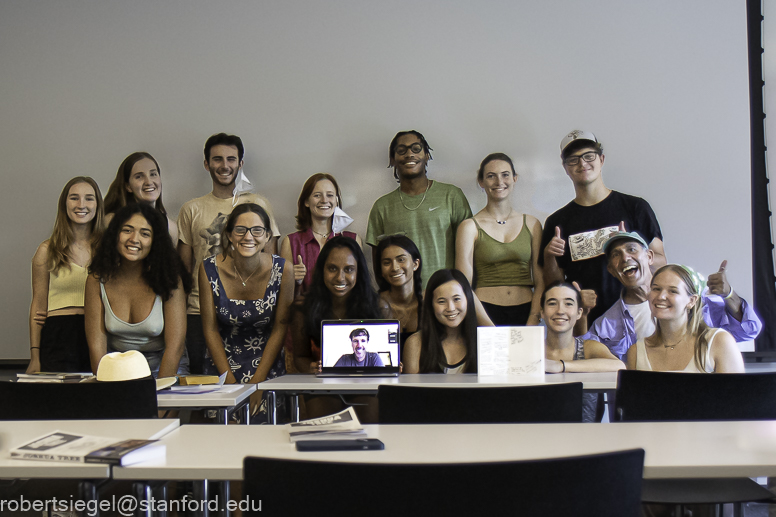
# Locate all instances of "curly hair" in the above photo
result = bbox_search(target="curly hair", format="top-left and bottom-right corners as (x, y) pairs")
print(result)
(89, 203), (191, 300)
(418, 269), (478, 374)
(47, 177), (104, 274)
(304, 236), (382, 342)
(374, 235), (423, 322)
(294, 173), (343, 231)
(103, 152), (168, 216)
(388, 130), (433, 182)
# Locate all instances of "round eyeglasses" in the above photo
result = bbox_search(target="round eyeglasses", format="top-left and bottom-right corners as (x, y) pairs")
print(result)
(395, 143), (424, 156)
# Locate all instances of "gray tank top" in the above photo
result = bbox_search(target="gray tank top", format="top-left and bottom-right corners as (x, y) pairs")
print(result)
(100, 282), (165, 353)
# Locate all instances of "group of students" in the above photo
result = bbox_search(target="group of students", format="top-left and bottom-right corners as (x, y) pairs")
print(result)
(28, 129), (763, 422)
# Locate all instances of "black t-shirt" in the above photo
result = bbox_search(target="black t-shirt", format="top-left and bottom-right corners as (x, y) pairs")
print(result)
(539, 190), (663, 323)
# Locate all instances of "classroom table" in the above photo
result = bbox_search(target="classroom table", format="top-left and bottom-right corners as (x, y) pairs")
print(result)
(157, 384), (256, 424)
(114, 420), (776, 516)
(257, 372), (618, 423)
(0, 419), (180, 516)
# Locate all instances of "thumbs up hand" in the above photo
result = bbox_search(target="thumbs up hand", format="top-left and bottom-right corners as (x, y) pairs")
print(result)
(545, 226), (566, 257)
(572, 281), (597, 314)
(707, 260), (731, 297)
(294, 255), (307, 285)
(618, 221), (626, 232)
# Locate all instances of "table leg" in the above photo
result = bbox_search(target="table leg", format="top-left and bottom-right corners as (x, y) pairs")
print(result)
(217, 409), (228, 425)
(243, 401), (250, 425)
(132, 482), (153, 517)
(154, 483), (168, 517)
(291, 394), (300, 422)
(219, 481), (231, 517)
(193, 480), (210, 517)
(267, 391), (277, 425)
(78, 480), (100, 517)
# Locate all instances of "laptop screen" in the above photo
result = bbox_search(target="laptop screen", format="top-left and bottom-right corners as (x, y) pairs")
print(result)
(320, 320), (401, 370)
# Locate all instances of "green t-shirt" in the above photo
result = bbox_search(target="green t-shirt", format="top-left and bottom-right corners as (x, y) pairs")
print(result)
(366, 180), (472, 289)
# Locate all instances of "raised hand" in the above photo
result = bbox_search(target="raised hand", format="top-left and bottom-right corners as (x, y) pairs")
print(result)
(707, 260), (732, 297)
(294, 255), (307, 285)
(572, 281), (597, 313)
(545, 226), (566, 257)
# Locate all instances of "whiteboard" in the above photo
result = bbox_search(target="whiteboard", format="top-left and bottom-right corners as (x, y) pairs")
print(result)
(0, 0), (752, 359)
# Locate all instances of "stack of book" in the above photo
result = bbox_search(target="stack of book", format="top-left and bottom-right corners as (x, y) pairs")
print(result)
(287, 407), (367, 442)
(16, 373), (94, 383)
(10, 431), (165, 466)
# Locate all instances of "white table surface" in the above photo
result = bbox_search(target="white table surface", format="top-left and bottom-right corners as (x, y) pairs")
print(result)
(157, 383), (256, 408)
(256, 372), (618, 392)
(113, 420), (776, 481)
(0, 419), (180, 479)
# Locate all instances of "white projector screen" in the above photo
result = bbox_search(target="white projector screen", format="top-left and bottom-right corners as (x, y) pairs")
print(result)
(0, 0), (753, 360)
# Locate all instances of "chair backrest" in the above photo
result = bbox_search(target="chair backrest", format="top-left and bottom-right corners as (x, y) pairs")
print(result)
(378, 383), (583, 424)
(615, 370), (776, 422)
(0, 378), (158, 420)
(244, 448), (644, 517)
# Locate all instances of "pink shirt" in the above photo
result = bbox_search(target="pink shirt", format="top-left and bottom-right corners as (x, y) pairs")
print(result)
(287, 228), (358, 293)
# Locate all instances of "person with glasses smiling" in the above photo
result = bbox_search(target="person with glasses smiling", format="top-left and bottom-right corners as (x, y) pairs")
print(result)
(198, 203), (293, 421)
(539, 130), (666, 332)
(367, 130), (472, 289)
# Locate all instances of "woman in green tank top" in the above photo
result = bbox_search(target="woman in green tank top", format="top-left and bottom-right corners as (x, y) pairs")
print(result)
(456, 153), (544, 326)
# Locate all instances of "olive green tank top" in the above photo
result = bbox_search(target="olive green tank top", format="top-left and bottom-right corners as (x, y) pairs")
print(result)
(472, 214), (533, 288)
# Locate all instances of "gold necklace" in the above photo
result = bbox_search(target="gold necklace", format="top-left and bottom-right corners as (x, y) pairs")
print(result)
(398, 179), (430, 211)
(312, 229), (330, 239)
(233, 259), (261, 287)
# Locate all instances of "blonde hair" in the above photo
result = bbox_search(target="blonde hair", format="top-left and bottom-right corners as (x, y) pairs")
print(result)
(652, 264), (712, 372)
(47, 177), (104, 274)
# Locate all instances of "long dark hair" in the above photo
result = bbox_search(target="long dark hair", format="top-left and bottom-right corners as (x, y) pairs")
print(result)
(104, 152), (167, 216)
(418, 269), (478, 373)
(374, 235), (423, 321)
(90, 203), (191, 299)
(303, 236), (382, 342)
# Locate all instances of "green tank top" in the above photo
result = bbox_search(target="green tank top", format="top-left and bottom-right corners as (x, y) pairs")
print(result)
(472, 214), (533, 288)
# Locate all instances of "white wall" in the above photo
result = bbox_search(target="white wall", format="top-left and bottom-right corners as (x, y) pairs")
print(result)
(0, 0), (752, 360)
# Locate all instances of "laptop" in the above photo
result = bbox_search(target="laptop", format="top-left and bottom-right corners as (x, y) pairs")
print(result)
(317, 319), (401, 377)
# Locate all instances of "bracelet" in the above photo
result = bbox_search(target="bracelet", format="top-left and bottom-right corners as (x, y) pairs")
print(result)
(725, 289), (735, 300)
(30, 347), (40, 350)
(560, 359), (566, 373)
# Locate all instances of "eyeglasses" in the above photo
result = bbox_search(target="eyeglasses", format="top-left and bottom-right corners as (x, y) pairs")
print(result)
(564, 152), (600, 166)
(233, 225), (268, 238)
(395, 143), (424, 156)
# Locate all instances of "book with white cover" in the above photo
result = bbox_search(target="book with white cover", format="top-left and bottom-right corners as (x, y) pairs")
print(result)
(286, 407), (366, 442)
(477, 326), (545, 377)
(10, 431), (165, 466)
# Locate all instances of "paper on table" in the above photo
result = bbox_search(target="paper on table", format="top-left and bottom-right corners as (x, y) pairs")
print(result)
(167, 385), (244, 394)
(477, 326), (544, 377)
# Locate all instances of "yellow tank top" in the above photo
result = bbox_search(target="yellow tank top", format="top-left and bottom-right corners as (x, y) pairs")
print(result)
(48, 263), (89, 311)
(472, 215), (533, 288)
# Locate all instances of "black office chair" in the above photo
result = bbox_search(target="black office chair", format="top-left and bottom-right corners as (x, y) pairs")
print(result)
(0, 378), (158, 419)
(615, 370), (776, 515)
(378, 383), (583, 423)
(244, 449), (645, 517)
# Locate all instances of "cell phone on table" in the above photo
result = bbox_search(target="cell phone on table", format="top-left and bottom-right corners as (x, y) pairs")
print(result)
(295, 439), (385, 452)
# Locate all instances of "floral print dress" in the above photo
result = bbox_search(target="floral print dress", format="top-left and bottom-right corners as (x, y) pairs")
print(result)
(203, 254), (286, 409)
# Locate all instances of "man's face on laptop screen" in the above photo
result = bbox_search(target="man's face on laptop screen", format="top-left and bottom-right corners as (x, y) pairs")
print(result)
(351, 334), (368, 362)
